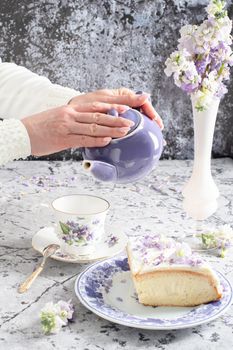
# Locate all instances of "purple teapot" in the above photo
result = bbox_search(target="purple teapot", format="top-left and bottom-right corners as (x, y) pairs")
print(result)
(82, 107), (163, 183)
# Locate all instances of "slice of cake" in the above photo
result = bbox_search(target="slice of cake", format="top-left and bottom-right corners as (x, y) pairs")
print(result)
(127, 234), (222, 307)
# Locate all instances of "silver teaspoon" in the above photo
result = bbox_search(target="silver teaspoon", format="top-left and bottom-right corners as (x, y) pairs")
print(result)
(18, 243), (60, 294)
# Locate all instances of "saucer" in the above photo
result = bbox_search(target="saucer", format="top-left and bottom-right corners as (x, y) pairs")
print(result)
(32, 226), (128, 263)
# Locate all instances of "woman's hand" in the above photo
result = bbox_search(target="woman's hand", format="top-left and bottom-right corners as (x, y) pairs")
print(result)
(69, 88), (164, 129)
(22, 87), (163, 157)
(22, 103), (134, 156)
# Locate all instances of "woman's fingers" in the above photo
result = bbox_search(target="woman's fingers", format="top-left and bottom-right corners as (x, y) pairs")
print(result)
(140, 101), (164, 129)
(67, 135), (112, 148)
(104, 89), (164, 130)
(72, 102), (129, 114)
(73, 112), (134, 128)
(68, 121), (131, 138)
(69, 87), (164, 130)
(94, 87), (134, 98)
(71, 89), (149, 107)
(86, 93), (164, 129)
(90, 92), (150, 108)
(111, 89), (164, 128)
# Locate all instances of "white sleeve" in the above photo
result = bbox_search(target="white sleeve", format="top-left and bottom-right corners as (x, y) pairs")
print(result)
(0, 62), (80, 119)
(0, 119), (31, 165)
(0, 61), (80, 166)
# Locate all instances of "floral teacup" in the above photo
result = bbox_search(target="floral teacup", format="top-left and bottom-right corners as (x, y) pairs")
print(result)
(52, 194), (110, 257)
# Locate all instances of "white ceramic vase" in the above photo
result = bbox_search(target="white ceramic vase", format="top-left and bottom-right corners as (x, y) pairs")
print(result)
(182, 95), (220, 221)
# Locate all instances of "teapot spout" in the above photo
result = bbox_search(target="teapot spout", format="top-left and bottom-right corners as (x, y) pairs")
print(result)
(83, 160), (117, 182)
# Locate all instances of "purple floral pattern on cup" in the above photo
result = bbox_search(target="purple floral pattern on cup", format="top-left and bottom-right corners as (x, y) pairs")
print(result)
(59, 219), (103, 247)
(52, 194), (109, 257)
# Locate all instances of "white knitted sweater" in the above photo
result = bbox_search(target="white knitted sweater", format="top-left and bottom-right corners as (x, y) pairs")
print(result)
(0, 60), (80, 165)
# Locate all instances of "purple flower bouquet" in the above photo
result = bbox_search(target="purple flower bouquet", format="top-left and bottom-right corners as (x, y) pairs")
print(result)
(165, 0), (233, 111)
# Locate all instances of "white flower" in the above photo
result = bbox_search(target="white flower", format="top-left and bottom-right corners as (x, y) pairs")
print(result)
(173, 72), (182, 87)
(195, 21), (219, 53)
(219, 65), (230, 79)
(167, 57), (200, 93)
(40, 300), (74, 335)
(179, 24), (197, 38)
(174, 242), (192, 258)
(214, 44), (232, 64)
(41, 302), (62, 316)
(217, 15), (232, 32)
(57, 300), (74, 321)
(198, 224), (233, 257)
(164, 0), (232, 110)
(183, 61), (199, 82)
(206, 0), (225, 18)
(164, 49), (191, 77)
(207, 15), (232, 45)
(202, 71), (219, 93)
(215, 224), (233, 240)
(192, 89), (214, 111)
(175, 61), (200, 93)
(178, 25), (197, 54)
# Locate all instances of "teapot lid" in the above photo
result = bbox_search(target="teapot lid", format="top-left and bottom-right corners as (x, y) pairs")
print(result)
(108, 108), (141, 135)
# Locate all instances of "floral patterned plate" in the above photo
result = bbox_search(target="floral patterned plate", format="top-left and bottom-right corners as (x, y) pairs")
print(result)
(32, 226), (127, 263)
(75, 254), (233, 330)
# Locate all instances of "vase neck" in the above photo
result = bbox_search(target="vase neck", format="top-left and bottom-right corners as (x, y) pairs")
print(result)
(191, 98), (219, 174)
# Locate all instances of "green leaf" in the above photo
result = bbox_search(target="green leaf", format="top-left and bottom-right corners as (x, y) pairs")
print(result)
(59, 221), (70, 235)
(75, 237), (86, 245)
(40, 311), (56, 334)
(220, 248), (226, 258)
(200, 233), (217, 249)
(218, 63), (225, 77)
(195, 105), (205, 112)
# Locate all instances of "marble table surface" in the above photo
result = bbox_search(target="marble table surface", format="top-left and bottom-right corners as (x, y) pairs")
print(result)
(0, 159), (233, 350)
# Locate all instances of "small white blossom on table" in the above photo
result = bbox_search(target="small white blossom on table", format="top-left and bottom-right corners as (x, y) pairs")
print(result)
(40, 300), (74, 334)
(198, 224), (233, 257)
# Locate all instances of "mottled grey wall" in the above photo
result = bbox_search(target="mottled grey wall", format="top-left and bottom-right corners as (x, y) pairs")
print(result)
(0, 0), (232, 160)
